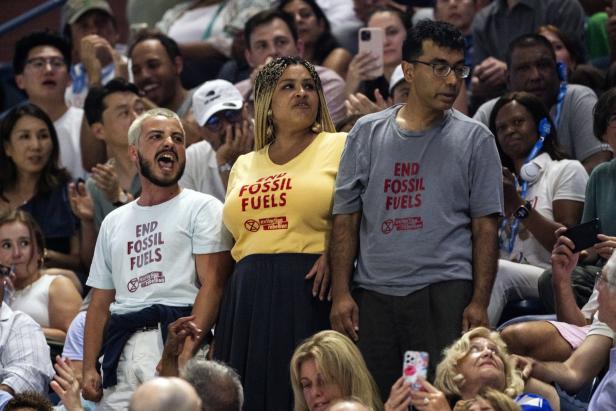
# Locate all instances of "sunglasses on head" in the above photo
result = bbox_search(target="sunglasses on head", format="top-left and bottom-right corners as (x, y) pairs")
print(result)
(205, 110), (242, 130)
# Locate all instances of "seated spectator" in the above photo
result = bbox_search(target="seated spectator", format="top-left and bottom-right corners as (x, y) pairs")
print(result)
(0, 104), (82, 274)
(473, 34), (612, 174)
(181, 79), (250, 193)
(4, 392), (53, 411)
(0, 268), (54, 396)
(0, 210), (82, 342)
(61, 0), (128, 109)
(290, 330), (383, 411)
(129, 377), (202, 411)
(329, 397), (373, 411)
(235, 10), (347, 124)
(520, 249), (616, 411)
(470, 0), (586, 104)
(279, 0), (352, 78)
(502, 87), (616, 362)
(12, 30), (87, 180)
(344, 6), (411, 101)
(384, 327), (558, 410)
(538, 25), (605, 95)
(486, 92), (586, 326)
(182, 359), (244, 411)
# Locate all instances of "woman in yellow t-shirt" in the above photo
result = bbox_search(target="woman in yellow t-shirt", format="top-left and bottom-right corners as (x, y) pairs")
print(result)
(214, 56), (347, 410)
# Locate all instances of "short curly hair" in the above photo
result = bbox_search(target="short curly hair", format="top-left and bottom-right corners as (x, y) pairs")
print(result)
(5, 391), (53, 411)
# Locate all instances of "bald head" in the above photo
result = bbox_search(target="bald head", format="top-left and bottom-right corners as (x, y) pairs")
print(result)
(129, 377), (202, 411)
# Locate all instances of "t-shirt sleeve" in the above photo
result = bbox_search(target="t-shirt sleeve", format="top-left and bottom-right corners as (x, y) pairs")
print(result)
(61, 311), (86, 360)
(568, 88), (606, 162)
(86, 218), (115, 289)
(333, 123), (370, 214)
(552, 160), (588, 202)
(588, 315), (615, 340)
(581, 165), (599, 223)
(192, 197), (233, 254)
(469, 130), (504, 218)
(472, 100), (492, 127)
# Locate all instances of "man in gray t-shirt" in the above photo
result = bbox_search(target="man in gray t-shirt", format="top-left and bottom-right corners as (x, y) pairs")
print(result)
(473, 34), (611, 174)
(330, 20), (503, 399)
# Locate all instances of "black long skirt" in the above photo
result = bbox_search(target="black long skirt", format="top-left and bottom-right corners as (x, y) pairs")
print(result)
(214, 253), (331, 411)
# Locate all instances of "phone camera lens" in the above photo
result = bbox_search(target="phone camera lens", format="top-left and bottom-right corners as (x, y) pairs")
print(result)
(361, 31), (371, 41)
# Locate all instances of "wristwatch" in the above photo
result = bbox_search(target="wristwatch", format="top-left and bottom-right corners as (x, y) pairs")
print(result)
(514, 201), (533, 219)
(113, 190), (129, 207)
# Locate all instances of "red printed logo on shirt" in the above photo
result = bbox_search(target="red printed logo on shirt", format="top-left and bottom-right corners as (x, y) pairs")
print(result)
(244, 219), (260, 232)
(243, 217), (289, 232)
(381, 217), (424, 234)
(126, 271), (166, 293)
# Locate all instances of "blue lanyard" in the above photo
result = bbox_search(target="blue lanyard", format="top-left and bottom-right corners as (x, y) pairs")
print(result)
(499, 119), (551, 254)
(553, 82), (567, 127)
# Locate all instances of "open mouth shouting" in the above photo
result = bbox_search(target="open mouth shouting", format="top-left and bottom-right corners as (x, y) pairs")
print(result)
(156, 150), (177, 172)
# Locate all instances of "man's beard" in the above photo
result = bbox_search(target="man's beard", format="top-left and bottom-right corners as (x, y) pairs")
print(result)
(138, 151), (185, 187)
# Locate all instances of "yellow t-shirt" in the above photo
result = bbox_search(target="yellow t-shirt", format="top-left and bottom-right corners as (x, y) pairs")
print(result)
(223, 132), (347, 262)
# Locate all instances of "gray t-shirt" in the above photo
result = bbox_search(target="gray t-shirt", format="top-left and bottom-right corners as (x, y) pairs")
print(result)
(86, 173), (141, 230)
(334, 106), (503, 296)
(473, 84), (608, 163)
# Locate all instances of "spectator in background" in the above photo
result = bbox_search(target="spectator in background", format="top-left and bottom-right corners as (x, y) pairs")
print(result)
(181, 79), (251, 194)
(538, 25), (606, 95)
(0, 264), (54, 397)
(12, 30), (87, 180)
(182, 359), (244, 411)
(290, 330), (383, 411)
(486, 92), (586, 326)
(473, 34), (612, 174)
(61, 0), (128, 109)
(344, 6), (411, 101)
(279, 0), (352, 78)
(470, 0), (586, 105)
(129, 378), (202, 411)
(0, 104), (82, 274)
(4, 392), (53, 411)
(235, 10), (347, 125)
(433, 0), (477, 75)
(0, 210), (82, 342)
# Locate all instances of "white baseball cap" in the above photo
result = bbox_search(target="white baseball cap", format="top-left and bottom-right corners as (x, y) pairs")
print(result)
(389, 64), (406, 94)
(192, 80), (243, 127)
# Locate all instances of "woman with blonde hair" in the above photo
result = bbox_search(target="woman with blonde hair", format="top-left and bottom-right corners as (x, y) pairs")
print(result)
(385, 327), (558, 410)
(214, 56), (346, 411)
(290, 330), (383, 411)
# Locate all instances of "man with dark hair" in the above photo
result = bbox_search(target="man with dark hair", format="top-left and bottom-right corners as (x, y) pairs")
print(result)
(330, 20), (503, 398)
(182, 359), (243, 411)
(473, 33), (611, 173)
(129, 30), (193, 117)
(4, 391), (53, 411)
(12, 30), (87, 179)
(235, 9), (346, 124)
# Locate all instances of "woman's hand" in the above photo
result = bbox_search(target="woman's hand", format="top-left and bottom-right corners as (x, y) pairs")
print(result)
(345, 51), (382, 96)
(216, 107), (254, 167)
(51, 356), (84, 411)
(91, 162), (121, 203)
(68, 181), (94, 222)
(385, 377), (412, 411)
(502, 167), (522, 216)
(410, 377), (452, 411)
(345, 89), (391, 116)
(305, 254), (330, 301)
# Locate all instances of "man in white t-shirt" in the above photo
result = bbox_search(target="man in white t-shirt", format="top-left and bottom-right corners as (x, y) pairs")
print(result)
(13, 30), (87, 179)
(81, 108), (233, 410)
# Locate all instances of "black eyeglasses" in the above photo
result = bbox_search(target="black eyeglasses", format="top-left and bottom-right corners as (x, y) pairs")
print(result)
(25, 57), (67, 72)
(409, 60), (471, 79)
(205, 110), (242, 131)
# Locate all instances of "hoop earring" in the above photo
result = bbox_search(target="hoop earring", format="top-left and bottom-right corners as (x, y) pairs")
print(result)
(266, 109), (274, 142)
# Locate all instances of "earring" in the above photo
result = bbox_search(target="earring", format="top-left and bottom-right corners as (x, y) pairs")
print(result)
(311, 121), (322, 134)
